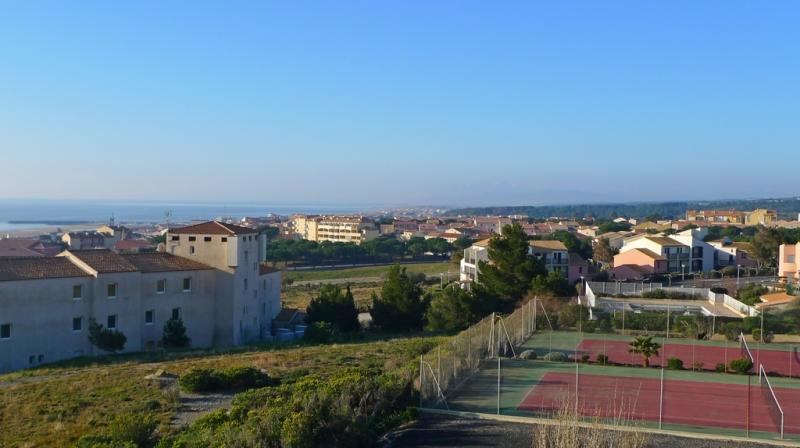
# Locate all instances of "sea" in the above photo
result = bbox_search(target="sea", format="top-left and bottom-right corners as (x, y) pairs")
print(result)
(0, 199), (377, 231)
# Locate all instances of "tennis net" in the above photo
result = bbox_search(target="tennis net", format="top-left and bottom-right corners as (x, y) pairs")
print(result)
(759, 364), (785, 439)
(740, 332), (755, 368)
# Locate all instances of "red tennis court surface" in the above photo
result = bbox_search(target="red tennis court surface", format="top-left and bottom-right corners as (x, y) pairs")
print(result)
(576, 339), (800, 376)
(518, 372), (800, 434)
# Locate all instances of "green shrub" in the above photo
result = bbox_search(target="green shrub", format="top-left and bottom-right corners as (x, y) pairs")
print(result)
(108, 413), (157, 447)
(304, 321), (334, 343)
(596, 354), (609, 365)
(666, 357), (684, 370)
(710, 287), (728, 295)
(722, 322), (744, 341)
(729, 357), (753, 374)
(162, 317), (191, 349)
(692, 361), (704, 371)
(87, 318), (127, 353)
(580, 354), (591, 363)
(542, 352), (568, 362)
(179, 367), (273, 393)
(715, 363), (726, 373)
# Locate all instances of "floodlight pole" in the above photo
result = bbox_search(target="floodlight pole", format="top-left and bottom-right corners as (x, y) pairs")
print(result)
(497, 355), (501, 415)
(659, 368), (664, 429)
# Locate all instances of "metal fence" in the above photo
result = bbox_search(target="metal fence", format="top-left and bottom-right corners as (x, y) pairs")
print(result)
(419, 299), (537, 409)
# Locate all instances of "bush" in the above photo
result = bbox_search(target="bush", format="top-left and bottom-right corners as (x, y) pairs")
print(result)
(596, 354), (609, 365)
(303, 321), (334, 343)
(179, 367), (273, 393)
(108, 413), (157, 447)
(542, 352), (568, 362)
(558, 304), (590, 329)
(162, 317), (190, 349)
(715, 363), (726, 373)
(87, 318), (127, 353)
(729, 357), (753, 374)
(581, 354), (591, 363)
(519, 350), (538, 360)
(710, 287), (728, 295)
(692, 361), (704, 371)
(722, 322), (744, 341)
(666, 357), (684, 370)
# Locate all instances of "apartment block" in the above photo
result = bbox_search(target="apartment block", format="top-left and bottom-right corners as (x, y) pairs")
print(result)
(528, 240), (568, 274)
(0, 221), (281, 373)
(779, 243), (799, 284)
(289, 215), (378, 244)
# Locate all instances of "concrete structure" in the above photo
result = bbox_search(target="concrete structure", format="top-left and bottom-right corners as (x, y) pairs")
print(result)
(0, 221), (281, 373)
(779, 243), (799, 284)
(528, 240), (568, 275)
(289, 215), (378, 244)
(459, 239), (490, 284)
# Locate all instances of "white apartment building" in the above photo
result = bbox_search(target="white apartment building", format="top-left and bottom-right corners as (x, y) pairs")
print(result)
(459, 239), (490, 283)
(460, 239), (568, 286)
(619, 228), (714, 273)
(289, 215), (378, 244)
(0, 221), (282, 373)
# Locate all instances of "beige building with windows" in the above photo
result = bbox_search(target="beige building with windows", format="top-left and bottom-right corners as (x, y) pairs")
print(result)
(0, 221), (281, 373)
(289, 215), (378, 244)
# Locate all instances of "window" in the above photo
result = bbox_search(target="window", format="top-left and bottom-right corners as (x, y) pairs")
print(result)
(188, 236), (196, 242)
(107, 283), (117, 298)
(29, 355), (35, 365)
(204, 236), (212, 242)
(0, 323), (10, 339)
(244, 250), (249, 262)
(221, 237), (227, 242)
(244, 278), (248, 290)
(72, 317), (82, 332)
(171, 235), (179, 241)
(107, 315), (117, 330)
(157, 279), (166, 294)
(145, 310), (154, 325)
(189, 245), (196, 255)
(72, 285), (82, 299)
(183, 277), (192, 292)
(171, 308), (181, 320)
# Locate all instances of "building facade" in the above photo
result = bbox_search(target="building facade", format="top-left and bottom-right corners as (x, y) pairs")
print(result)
(0, 221), (281, 373)
(289, 215), (378, 244)
(779, 243), (799, 284)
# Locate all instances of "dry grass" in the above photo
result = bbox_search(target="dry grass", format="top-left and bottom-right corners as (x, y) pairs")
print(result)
(0, 336), (440, 447)
(533, 395), (648, 448)
(282, 284), (381, 311)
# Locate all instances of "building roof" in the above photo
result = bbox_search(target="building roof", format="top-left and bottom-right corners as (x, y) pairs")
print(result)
(274, 307), (305, 323)
(528, 240), (568, 251)
(473, 238), (492, 248)
(259, 264), (280, 275)
(643, 236), (684, 246)
(0, 238), (60, 257)
(66, 249), (139, 273)
(169, 221), (257, 236)
(122, 252), (212, 273)
(630, 248), (667, 261)
(0, 257), (91, 281)
(114, 239), (155, 251)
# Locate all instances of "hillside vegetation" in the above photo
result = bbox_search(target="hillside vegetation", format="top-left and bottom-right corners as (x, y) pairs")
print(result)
(0, 336), (440, 447)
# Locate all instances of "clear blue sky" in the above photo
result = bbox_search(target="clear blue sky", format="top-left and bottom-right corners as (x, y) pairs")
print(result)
(1, 1), (798, 207)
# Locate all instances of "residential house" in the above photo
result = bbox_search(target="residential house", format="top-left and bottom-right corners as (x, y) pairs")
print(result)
(779, 243), (799, 284)
(612, 248), (668, 277)
(0, 238), (62, 257)
(459, 239), (490, 284)
(528, 240), (568, 275)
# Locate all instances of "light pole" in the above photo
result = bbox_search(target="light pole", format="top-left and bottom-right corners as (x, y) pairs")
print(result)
(681, 264), (686, 282)
(737, 264), (741, 288)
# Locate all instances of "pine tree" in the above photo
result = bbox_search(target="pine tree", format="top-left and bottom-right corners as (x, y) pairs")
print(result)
(370, 265), (427, 332)
(472, 223), (546, 313)
(162, 317), (191, 349)
(307, 284), (360, 332)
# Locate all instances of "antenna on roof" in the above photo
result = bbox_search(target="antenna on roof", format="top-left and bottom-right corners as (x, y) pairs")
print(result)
(165, 211), (172, 228)
(109, 212), (115, 227)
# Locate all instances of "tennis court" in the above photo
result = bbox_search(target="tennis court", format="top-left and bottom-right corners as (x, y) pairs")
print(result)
(523, 331), (800, 376)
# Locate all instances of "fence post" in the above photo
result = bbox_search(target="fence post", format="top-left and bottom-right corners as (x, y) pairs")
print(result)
(659, 368), (664, 429)
(575, 362), (579, 415)
(419, 355), (424, 408)
(497, 356), (501, 415)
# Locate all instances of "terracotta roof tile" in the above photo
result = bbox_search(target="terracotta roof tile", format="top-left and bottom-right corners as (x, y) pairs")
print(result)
(529, 240), (568, 251)
(169, 221), (257, 236)
(122, 253), (212, 273)
(0, 257), (90, 281)
(67, 249), (139, 273)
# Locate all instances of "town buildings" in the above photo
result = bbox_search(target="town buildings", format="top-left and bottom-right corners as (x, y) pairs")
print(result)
(528, 240), (568, 275)
(685, 208), (778, 225)
(459, 238), (570, 286)
(0, 221), (281, 373)
(288, 215), (378, 244)
(779, 243), (799, 284)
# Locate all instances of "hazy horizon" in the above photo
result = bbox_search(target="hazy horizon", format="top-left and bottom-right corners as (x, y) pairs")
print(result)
(2, 2), (799, 204)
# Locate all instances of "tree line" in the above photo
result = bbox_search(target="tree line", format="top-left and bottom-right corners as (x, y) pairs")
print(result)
(265, 235), (473, 266)
(305, 223), (577, 337)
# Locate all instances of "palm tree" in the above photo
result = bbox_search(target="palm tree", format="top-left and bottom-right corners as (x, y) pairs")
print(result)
(628, 335), (661, 368)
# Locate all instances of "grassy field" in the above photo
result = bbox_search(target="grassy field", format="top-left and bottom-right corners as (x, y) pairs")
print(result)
(283, 261), (457, 282)
(0, 336), (441, 447)
(282, 284), (382, 311)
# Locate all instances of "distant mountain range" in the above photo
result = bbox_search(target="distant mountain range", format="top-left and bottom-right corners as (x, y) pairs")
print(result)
(448, 197), (800, 220)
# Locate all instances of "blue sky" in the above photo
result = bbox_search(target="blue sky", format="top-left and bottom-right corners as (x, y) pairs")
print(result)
(1, 1), (798, 207)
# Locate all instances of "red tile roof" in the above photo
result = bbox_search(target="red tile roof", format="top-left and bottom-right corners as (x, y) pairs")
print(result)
(169, 221), (257, 236)
(67, 249), (139, 273)
(122, 252), (212, 273)
(114, 239), (155, 251)
(0, 257), (91, 281)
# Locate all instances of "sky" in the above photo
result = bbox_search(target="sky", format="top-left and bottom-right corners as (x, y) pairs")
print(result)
(1, 1), (798, 207)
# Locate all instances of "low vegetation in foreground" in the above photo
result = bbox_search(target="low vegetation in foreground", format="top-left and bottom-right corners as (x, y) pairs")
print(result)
(0, 336), (440, 447)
